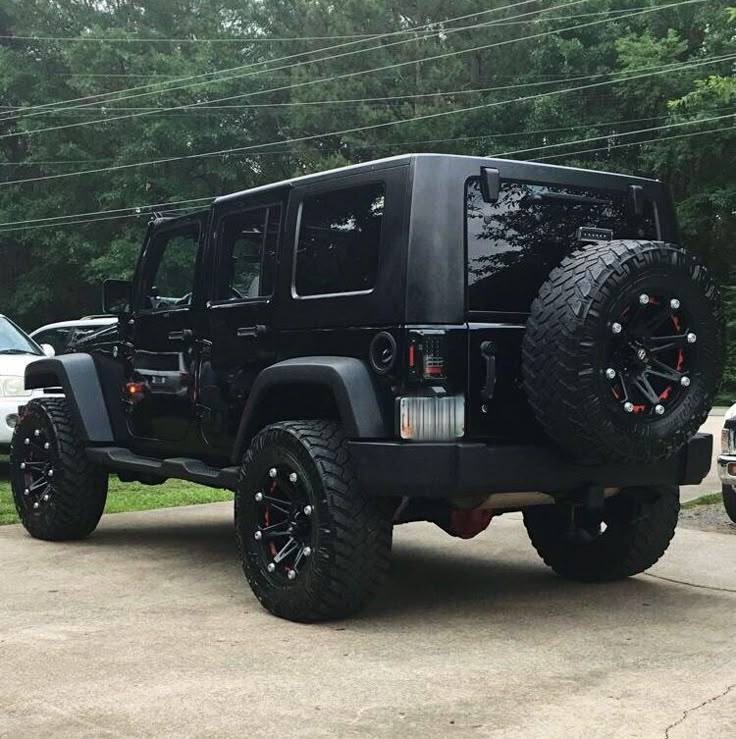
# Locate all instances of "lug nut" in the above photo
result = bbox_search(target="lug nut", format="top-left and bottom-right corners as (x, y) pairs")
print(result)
(23, 488), (29, 496)
(639, 294), (650, 305)
(34, 429), (41, 438)
(288, 472), (297, 484)
(287, 570), (296, 581)
(254, 492), (263, 502)
(655, 404), (665, 416)
(303, 505), (313, 516)
(670, 298), (680, 310)
(19, 462), (26, 470)
(33, 502), (39, 510)
(47, 470), (54, 478)
(624, 402), (634, 413)
(267, 563), (276, 573)
(24, 438), (30, 446)
(42, 494), (49, 501)
(269, 468), (277, 479)
(680, 376), (691, 387)
(43, 442), (50, 450)
(687, 333), (697, 344)
(254, 531), (263, 541)
(611, 322), (622, 335)
(605, 368), (616, 380)
(303, 547), (312, 558)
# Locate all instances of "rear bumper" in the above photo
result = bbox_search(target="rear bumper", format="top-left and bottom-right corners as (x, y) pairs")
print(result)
(348, 433), (713, 498)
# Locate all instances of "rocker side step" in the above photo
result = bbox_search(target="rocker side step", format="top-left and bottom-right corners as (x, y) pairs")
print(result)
(86, 447), (239, 489)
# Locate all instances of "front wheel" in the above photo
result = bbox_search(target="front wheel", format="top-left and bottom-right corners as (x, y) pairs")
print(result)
(524, 485), (679, 582)
(235, 421), (393, 622)
(723, 484), (736, 523)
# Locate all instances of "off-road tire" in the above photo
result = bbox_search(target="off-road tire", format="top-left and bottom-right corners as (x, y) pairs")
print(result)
(722, 484), (736, 524)
(235, 421), (393, 622)
(522, 240), (724, 463)
(524, 485), (679, 581)
(10, 398), (108, 540)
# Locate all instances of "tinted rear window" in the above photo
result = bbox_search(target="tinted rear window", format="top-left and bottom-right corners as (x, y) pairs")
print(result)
(466, 178), (658, 313)
(295, 183), (385, 297)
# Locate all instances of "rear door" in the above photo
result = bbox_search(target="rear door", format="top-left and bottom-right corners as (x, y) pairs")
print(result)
(126, 214), (208, 452)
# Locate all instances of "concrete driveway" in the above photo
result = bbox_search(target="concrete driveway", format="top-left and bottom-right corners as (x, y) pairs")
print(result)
(1, 503), (734, 738)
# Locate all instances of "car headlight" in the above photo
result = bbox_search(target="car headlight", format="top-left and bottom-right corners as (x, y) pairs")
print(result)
(0, 375), (32, 398)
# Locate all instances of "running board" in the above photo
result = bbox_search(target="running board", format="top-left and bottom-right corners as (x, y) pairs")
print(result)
(86, 447), (239, 489)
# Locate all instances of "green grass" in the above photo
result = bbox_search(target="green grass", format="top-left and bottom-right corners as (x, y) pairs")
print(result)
(0, 457), (232, 526)
(681, 492), (723, 510)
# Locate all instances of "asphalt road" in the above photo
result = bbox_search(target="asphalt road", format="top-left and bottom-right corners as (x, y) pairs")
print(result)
(1, 502), (734, 739)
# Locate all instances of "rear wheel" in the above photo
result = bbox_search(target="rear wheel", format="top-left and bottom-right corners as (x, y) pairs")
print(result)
(10, 398), (108, 540)
(722, 484), (736, 523)
(524, 485), (679, 582)
(235, 421), (392, 622)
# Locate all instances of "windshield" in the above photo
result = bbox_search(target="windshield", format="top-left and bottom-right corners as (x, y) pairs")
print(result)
(0, 316), (42, 355)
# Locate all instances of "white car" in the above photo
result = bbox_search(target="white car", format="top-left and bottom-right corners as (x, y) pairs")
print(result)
(0, 315), (54, 453)
(30, 316), (116, 355)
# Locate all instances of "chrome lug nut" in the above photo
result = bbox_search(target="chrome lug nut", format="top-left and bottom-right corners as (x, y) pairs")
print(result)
(24, 438), (30, 446)
(267, 563), (276, 573)
(19, 462), (26, 470)
(43, 442), (50, 450)
(624, 402), (634, 413)
(670, 298), (680, 310)
(687, 333), (697, 344)
(655, 404), (665, 416)
(303, 505), (313, 516)
(32, 502), (39, 510)
(287, 570), (296, 581)
(680, 376), (691, 387)
(47, 469), (54, 478)
(268, 468), (277, 479)
(254, 492), (263, 502)
(23, 488), (29, 496)
(605, 368), (616, 380)
(288, 472), (298, 484)
(611, 322), (623, 335)
(303, 546), (312, 558)
(34, 429), (41, 437)
(254, 530), (263, 541)
(639, 293), (650, 305)
(42, 494), (49, 501)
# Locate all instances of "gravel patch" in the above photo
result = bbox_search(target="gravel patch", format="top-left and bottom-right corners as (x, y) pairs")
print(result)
(679, 502), (736, 535)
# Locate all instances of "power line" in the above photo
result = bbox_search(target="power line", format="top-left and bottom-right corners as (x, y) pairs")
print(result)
(0, 0), (545, 122)
(0, 50), (729, 189)
(0, 0), (705, 141)
(0, 0), (592, 134)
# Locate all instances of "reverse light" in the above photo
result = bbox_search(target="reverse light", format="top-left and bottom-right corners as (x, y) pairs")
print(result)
(398, 395), (465, 441)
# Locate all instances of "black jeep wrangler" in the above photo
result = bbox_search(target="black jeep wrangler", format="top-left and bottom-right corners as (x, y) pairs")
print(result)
(10, 154), (724, 622)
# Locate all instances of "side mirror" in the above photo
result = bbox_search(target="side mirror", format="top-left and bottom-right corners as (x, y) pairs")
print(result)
(40, 343), (55, 357)
(103, 279), (132, 315)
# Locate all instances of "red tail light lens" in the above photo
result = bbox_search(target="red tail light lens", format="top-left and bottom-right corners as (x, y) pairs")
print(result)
(407, 330), (447, 382)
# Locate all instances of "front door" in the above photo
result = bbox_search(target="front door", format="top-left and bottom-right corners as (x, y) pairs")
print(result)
(125, 215), (207, 453)
(198, 196), (284, 456)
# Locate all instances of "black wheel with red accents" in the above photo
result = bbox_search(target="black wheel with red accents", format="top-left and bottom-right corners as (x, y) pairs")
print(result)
(523, 240), (725, 463)
(235, 420), (392, 622)
(10, 398), (108, 540)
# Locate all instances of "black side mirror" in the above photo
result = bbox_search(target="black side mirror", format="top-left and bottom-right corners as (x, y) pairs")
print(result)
(480, 167), (500, 203)
(102, 279), (132, 315)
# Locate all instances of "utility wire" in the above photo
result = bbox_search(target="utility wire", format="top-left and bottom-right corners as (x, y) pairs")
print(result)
(0, 50), (729, 189)
(0, 0), (545, 122)
(0, 0), (593, 134)
(0, 0), (705, 141)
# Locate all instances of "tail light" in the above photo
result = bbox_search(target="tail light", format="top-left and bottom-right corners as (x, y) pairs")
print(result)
(407, 330), (446, 382)
(398, 395), (465, 441)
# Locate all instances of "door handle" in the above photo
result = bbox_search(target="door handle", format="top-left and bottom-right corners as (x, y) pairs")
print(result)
(480, 341), (497, 402)
(237, 325), (268, 339)
(168, 329), (194, 343)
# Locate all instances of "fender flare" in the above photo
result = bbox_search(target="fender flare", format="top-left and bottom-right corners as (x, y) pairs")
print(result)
(232, 356), (388, 463)
(24, 354), (114, 443)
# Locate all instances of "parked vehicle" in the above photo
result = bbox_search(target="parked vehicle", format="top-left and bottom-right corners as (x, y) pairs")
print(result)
(0, 315), (53, 453)
(31, 316), (116, 355)
(10, 154), (725, 621)
(717, 404), (736, 523)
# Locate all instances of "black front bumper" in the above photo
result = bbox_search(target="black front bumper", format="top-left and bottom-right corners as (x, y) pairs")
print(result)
(348, 433), (712, 498)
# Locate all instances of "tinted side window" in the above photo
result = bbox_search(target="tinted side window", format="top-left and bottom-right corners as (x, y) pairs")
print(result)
(33, 328), (72, 354)
(295, 183), (384, 297)
(217, 205), (281, 300)
(466, 178), (658, 313)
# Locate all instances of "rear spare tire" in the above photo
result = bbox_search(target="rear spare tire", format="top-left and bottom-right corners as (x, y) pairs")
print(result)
(522, 240), (724, 463)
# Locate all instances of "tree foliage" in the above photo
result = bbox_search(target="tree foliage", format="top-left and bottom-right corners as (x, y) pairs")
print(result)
(0, 1), (734, 391)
